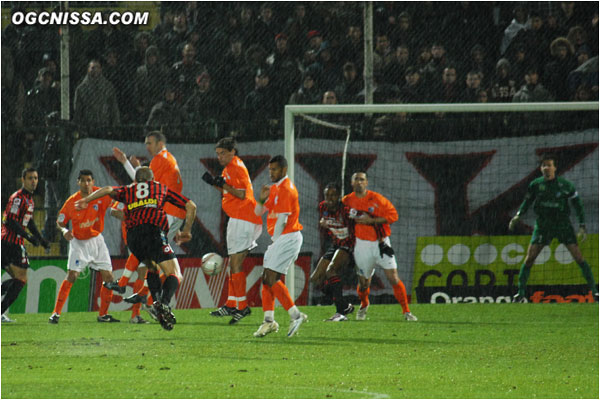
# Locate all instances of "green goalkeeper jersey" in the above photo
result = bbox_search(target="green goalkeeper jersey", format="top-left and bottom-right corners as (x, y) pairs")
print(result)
(518, 176), (585, 228)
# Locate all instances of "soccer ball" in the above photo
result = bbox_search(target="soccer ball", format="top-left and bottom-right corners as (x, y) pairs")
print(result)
(201, 253), (224, 276)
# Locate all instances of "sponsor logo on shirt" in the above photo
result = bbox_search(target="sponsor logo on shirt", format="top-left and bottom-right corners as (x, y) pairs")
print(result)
(79, 217), (99, 228)
(127, 198), (158, 210)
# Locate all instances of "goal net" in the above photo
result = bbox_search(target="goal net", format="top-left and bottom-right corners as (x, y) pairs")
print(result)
(285, 102), (599, 305)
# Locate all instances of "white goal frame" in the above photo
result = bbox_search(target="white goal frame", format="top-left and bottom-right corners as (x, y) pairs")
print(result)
(283, 101), (598, 299)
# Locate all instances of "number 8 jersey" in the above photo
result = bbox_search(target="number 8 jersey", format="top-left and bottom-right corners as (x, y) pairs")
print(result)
(111, 181), (190, 233)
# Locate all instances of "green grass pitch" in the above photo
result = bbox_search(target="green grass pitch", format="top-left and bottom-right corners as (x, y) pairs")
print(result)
(1, 303), (598, 399)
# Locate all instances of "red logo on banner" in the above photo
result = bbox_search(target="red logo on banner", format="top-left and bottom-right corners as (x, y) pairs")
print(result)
(91, 253), (312, 311)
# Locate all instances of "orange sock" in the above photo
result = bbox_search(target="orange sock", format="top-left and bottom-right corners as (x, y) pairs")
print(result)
(271, 281), (294, 311)
(225, 276), (236, 308)
(261, 283), (274, 312)
(118, 253), (139, 286)
(231, 272), (247, 309)
(53, 280), (73, 314)
(392, 281), (410, 313)
(357, 285), (370, 308)
(99, 286), (113, 316)
(131, 279), (144, 318)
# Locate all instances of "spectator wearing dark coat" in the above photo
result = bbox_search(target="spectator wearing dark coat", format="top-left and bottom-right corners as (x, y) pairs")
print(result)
(267, 33), (301, 109)
(184, 71), (227, 124)
(512, 67), (554, 102)
(338, 24), (364, 72)
(216, 36), (253, 118)
(489, 58), (517, 102)
(73, 59), (120, 137)
(284, 3), (312, 60)
(400, 66), (428, 103)
(146, 85), (187, 139)
(243, 68), (280, 138)
(244, 68), (279, 121)
(335, 62), (363, 104)
(543, 37), (577, 100)
(134, 45), (168, 123)
(289, 71), (321, 104)
(460, 70), (483, 103)
(160, 9), (189, 66)
(433, 66), (461, 103)
(254, 3), (280, 52)
(170, 43), (205, 105)
(24, 68), (59, 128)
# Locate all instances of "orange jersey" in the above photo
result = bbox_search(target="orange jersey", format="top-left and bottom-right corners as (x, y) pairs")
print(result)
(264, 176), (303, 236)
(342, 190), (397, 241)
(150, 148), (186, 219)
(58, 187), (111, 240)
(221, 156), (262, 224)
(110, 201), (127, 244)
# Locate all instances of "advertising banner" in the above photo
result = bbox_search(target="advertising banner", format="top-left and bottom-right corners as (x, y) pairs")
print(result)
(1, 259), (90, 314)
(89, 254), (313, 312)
(413, 235), (599, 303)
(70, 130), (598, 298)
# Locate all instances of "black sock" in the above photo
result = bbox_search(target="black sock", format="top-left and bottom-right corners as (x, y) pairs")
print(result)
(321, 279), (332, 304)
(1, 279), (25, 314)
(327, 276), (346, 314)
(2, 279), (14, 296)
(146, 271), (162, 303)
(160, 275), (179, 305)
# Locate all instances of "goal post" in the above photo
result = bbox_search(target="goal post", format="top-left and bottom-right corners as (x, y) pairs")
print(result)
(284, 101), (598, 302)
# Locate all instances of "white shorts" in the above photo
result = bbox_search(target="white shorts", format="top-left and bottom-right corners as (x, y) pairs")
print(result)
(227, 218), (262, 255)
(353, 237), (397, 278)
(263, 231), (303, 275)
(68, 234), (112, 272)
(166, 215), (184, 242)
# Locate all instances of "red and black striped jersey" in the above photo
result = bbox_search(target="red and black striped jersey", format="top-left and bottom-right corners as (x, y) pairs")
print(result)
(1, 188), (35, 245)
(111, 181), (189, 232)
(318, 201), (355, 249)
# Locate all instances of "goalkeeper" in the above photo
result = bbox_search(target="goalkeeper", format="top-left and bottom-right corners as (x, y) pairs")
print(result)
(508, 153), (598, 302)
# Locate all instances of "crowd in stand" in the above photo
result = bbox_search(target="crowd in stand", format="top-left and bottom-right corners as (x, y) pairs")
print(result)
(1, 2), (598, 159)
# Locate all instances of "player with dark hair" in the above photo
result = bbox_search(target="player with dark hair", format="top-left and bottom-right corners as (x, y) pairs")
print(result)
(49, 169), (120, 324)
(310, 182), (356, 321)
(202, 137), (263, 324)
(74, 167), (196, 330)
(2, 168), (50, 323)
(343, 172), (417, 321)
(509, 153), (598, 302)
(253, 155), (308, 337)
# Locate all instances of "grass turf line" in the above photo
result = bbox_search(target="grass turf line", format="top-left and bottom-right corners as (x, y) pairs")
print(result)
(1, 303), (598, 399)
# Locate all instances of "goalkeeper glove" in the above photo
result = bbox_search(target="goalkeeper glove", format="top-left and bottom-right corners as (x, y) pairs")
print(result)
(40, 237), (50, 250)
(213, 176), (225, 188)
(508, 215), (520, 231)
(202, 172), (225, 188)
(577, 225), (587, 243)
(201, 171), (215, 186)
(27, 235), (40, 247)
(379, 242), (395, 258)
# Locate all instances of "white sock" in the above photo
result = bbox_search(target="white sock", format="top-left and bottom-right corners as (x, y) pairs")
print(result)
(264, 310), (274, 322)
(288, 305), (301, 320)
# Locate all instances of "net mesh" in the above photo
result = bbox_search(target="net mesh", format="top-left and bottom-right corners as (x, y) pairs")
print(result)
(292, 109), (598, 304)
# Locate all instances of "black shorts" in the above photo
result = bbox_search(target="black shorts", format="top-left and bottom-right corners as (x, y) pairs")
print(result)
(322, 245), (353, 261)
(1, 241), (30, 270)
(126, 224), (176, 264)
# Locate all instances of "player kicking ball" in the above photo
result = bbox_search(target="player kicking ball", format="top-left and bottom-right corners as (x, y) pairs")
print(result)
(75, 167), (196, 330)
